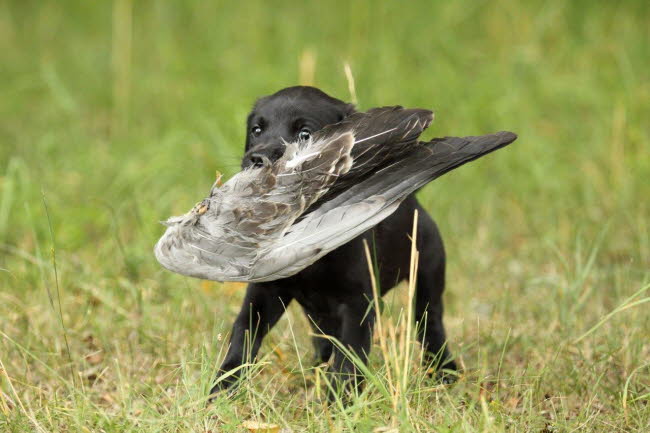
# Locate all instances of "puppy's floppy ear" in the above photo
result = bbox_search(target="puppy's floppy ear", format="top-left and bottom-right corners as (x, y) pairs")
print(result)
(337, 102), (357, 121)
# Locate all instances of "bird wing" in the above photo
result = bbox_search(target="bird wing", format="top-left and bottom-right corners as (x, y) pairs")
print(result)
(246, 131), (517, 281)
(155, 103), (516, 283)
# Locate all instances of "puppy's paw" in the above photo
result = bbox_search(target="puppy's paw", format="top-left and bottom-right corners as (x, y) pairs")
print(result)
(425, 358), (459, 384)
(207, 375), (240, 404)
(323, 370), (364, 405)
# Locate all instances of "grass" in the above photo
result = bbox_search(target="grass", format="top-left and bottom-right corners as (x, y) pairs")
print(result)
(1, 0), (649, 431)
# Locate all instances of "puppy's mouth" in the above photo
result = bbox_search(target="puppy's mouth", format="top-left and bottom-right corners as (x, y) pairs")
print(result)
(245, 153), (266, 168)
(242, 146), (287, 169)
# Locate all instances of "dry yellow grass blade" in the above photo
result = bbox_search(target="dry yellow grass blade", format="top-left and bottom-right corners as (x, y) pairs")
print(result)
(344, 62), (358, 105)
(299, 49), (316, 86)
(241, 420), (281, 433)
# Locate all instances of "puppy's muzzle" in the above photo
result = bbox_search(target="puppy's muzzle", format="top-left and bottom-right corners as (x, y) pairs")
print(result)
(242, 144), (286, 169)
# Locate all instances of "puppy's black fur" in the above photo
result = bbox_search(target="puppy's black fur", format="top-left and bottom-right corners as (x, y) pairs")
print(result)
(212, 86), (456, 396)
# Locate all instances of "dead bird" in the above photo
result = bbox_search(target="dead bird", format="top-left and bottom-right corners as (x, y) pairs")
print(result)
(154, 106), (516, 282)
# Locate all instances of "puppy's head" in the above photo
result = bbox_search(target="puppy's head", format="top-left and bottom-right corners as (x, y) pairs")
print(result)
(242, 86), (356, 168)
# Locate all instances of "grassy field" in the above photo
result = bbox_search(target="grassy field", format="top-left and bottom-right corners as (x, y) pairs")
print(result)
(1, 1), (649, 431)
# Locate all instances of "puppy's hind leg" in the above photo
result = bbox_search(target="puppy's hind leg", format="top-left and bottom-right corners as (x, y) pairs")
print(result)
(414, 214), (457, 376)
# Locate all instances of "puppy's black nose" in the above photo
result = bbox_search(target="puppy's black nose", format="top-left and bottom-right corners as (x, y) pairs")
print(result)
(249, 153), (265, 168)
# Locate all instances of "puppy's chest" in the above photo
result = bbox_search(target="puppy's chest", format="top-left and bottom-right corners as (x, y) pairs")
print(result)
(292, 286), (360, 314)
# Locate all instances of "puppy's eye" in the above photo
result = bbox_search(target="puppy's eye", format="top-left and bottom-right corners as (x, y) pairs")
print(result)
(298, 129), (311, 141)
(251, 126), (262, 137)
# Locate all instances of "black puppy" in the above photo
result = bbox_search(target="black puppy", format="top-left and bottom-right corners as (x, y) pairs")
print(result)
(211, 86), (456, 396)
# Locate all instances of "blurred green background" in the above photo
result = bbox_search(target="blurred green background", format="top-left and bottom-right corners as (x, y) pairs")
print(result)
(0, 1), (649, 431)
(1, 0), (648, 261)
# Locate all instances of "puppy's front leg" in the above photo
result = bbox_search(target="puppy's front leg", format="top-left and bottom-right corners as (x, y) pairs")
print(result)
(210, 282), (292, 396)
(328, 300), (375, 400)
